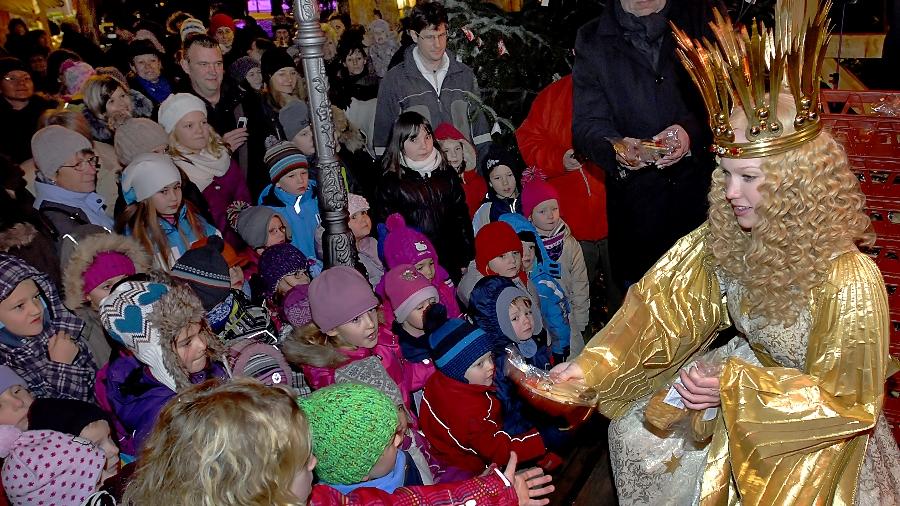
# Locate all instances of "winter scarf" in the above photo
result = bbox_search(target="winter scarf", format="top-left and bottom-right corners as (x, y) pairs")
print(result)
(539, 223), (566, 262)
(613, 0), (673, 69)
(172, 144), (232, 192)
(401, 148), (442, 179)
(393, 319), (431, 363)
(135, 76), (173, 104)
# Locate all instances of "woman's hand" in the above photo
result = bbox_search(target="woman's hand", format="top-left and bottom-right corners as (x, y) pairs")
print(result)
(562, 149), (583, 171)
(505, 452), (555, 506)
(222, 127), (249, 151)
(48, 331), (79, 364)
(672, 366), (720, 410)
(549, 361), (585, 384)
(614, 137), (646, 169)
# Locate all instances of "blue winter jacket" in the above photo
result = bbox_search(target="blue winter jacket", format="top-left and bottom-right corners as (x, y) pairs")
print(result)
(126, 205), (219, 269)
(258, 182), (323, 273)
(498, 213), (571, 354)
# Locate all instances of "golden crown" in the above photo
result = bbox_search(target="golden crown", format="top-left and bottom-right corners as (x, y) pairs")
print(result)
(671, 0), (831, 158)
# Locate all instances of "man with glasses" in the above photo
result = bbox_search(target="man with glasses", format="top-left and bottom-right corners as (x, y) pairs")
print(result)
(374, 2), (492, 165)
(0, 57), (58, 163)
(30, 125), (115, 240)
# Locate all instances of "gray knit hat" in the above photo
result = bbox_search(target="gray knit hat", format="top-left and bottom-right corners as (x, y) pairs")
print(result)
(228, 202), (291, 249)
(278, 100), (311, 140)
(31, 126), (93, 180)
(114, 118), (169, 166)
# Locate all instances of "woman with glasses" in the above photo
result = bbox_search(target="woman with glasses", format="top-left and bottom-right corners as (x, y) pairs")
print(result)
(30, 125), (115, 240)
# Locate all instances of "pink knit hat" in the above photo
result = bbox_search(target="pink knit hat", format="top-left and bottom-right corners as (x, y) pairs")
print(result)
(308, 266), (379, 333)
(83, 251), (137, 295)
(382, 213), (438, 269)
(348, 193), (370, 217)
(0, 426), (104, 506)
(383, 264), (439, 323)
(521, 179), (560, 218)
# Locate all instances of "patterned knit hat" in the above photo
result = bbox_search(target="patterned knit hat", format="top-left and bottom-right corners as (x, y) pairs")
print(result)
(521, 179), (560, 218)
(282, 284), (312, 328)
(170, 236), (231, 311)
(264, 140), (308, 183)
(475, 221), (523, 276)
(297, 383), (399, 484)
(229, 56), (260, 83)
(348, 193), (369, 217)
(225, 339), (292, 387)
(60, 60), (95, 96)
(383, 264), (438, 323)
(100, 280), (211, 391)
(382, 213), (438, 269)
(308, 266), (379, 333)
(179, 18), (206, 41)
(334, 356), (403, 406)
(258, 243), (309, 297)
(429, 317), (492, 383)
(0, 426), (105, 506)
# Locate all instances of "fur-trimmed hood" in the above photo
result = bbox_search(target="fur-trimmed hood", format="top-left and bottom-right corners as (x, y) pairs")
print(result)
(100, 280), (224, 392)
(0, 222), (38, 252)
(61, 229), (152, 309)
(148, 282), (225, 391)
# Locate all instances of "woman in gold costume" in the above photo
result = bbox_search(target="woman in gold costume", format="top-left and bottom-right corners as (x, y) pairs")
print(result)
(550, 2), (900, 504)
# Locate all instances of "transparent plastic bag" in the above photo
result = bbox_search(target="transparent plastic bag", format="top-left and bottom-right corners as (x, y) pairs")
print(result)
(506, 346), (599, 427)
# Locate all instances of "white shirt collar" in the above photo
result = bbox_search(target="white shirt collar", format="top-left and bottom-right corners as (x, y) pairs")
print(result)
(412, 47), (450, 92)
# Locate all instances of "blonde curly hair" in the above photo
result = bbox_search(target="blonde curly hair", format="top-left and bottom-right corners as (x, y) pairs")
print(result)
(122, 378), (312, 506)
(708, 97), (873, 326)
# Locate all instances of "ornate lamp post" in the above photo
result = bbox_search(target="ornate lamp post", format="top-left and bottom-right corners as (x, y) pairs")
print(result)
(292, 0), (358, 269)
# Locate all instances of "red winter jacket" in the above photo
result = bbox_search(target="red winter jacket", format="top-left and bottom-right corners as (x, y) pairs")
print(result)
(516, 75), (608, 241)
(419, 371), (546, 475)
(308, 467), (518, 505)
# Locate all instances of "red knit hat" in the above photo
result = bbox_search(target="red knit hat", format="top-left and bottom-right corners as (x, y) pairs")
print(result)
(521, 179), (560, 218)
(209, 13), (236, 34)
(475, 221), (523, 276)
(433, 122), (465, 141)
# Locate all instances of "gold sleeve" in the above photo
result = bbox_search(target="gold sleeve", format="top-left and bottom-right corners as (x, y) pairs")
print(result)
(703, 252), (889, 506)
(573, 224), (728, 419)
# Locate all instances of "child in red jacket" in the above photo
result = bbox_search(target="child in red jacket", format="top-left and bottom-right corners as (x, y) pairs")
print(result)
(419, 316), (547, 481)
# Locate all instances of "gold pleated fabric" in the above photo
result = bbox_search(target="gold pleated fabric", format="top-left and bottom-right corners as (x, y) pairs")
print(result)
(574, 224), (892, 505)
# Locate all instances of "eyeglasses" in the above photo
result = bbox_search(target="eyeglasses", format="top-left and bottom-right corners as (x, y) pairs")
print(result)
(2, 74), (32, 83)
(60, 155), (100, 172)
(417, 31), (447, 43)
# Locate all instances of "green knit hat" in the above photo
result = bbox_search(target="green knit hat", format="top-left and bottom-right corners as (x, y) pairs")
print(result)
(297, 383), (399, 484)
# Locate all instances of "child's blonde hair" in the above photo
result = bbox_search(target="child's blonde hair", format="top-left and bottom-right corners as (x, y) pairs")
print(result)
(282, 309), (386, 368)
(122, 378), (312, 506)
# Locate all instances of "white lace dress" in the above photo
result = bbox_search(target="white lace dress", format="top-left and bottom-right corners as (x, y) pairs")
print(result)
(607, 275), (900, 505)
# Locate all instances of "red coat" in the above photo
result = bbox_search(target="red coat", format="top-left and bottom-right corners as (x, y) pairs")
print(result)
(462, 170), (488, 219)
(419, 371), (545, 475)
(516, 75), (608, 241)
(308, 467), (517, 505)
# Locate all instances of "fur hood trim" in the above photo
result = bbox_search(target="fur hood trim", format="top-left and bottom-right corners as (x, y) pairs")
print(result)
(332, 106), (366, 154)
(0, 222), (38, 252)
(148, 283), (224, 391)
(62, 232), (152, 309)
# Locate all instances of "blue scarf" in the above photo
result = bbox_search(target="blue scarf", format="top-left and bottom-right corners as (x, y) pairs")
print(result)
(326, 451), (407, 495)
(135, 76), (173, 104)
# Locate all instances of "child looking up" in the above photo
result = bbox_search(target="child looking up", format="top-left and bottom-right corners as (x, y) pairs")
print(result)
(316, 193), (384, 287)
(434, 122), (485, 219)
(119, 152), (219, 269)
(0, 254), (96, 402)
(419, 315), (546, 480)
(522, 180), (588, 354)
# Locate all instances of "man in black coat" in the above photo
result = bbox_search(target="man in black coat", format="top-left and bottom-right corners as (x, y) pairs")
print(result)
(572, 0), (719, 294)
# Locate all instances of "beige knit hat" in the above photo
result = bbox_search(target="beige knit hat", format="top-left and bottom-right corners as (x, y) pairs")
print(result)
(114, 118), (169, 166)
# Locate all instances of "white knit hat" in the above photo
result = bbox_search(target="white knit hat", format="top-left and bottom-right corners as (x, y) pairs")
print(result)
(157, 93), (207, 133)
(121, 152), (181, 204)
(179, 18), (207, 41)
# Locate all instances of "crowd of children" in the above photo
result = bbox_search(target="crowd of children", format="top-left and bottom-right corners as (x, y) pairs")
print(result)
(0, 3), (601, 504)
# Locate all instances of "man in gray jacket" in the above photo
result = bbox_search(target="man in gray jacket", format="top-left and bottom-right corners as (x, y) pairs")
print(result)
(374, 2), (492, 164)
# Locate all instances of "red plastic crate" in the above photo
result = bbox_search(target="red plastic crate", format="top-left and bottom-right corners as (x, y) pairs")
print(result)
(863, 237), (900, 275)
(883, 273), (900, 314)
(889, 312), (900, 357)
(821, 90), (900, 160)
(851, 157), (900, 199)
(864, 197), (900, 238)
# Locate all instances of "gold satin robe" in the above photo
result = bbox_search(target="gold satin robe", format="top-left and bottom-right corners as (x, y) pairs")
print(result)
(574, 223), (893, 505)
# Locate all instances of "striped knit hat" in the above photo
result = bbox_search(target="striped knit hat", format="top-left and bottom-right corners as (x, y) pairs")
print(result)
(170, 236), (231, 311)
(429, 317), (493, 383)
(264, 139), (308, 183)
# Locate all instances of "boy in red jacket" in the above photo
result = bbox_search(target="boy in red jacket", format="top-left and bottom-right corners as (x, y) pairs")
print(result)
(419, 317), (547, 481)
